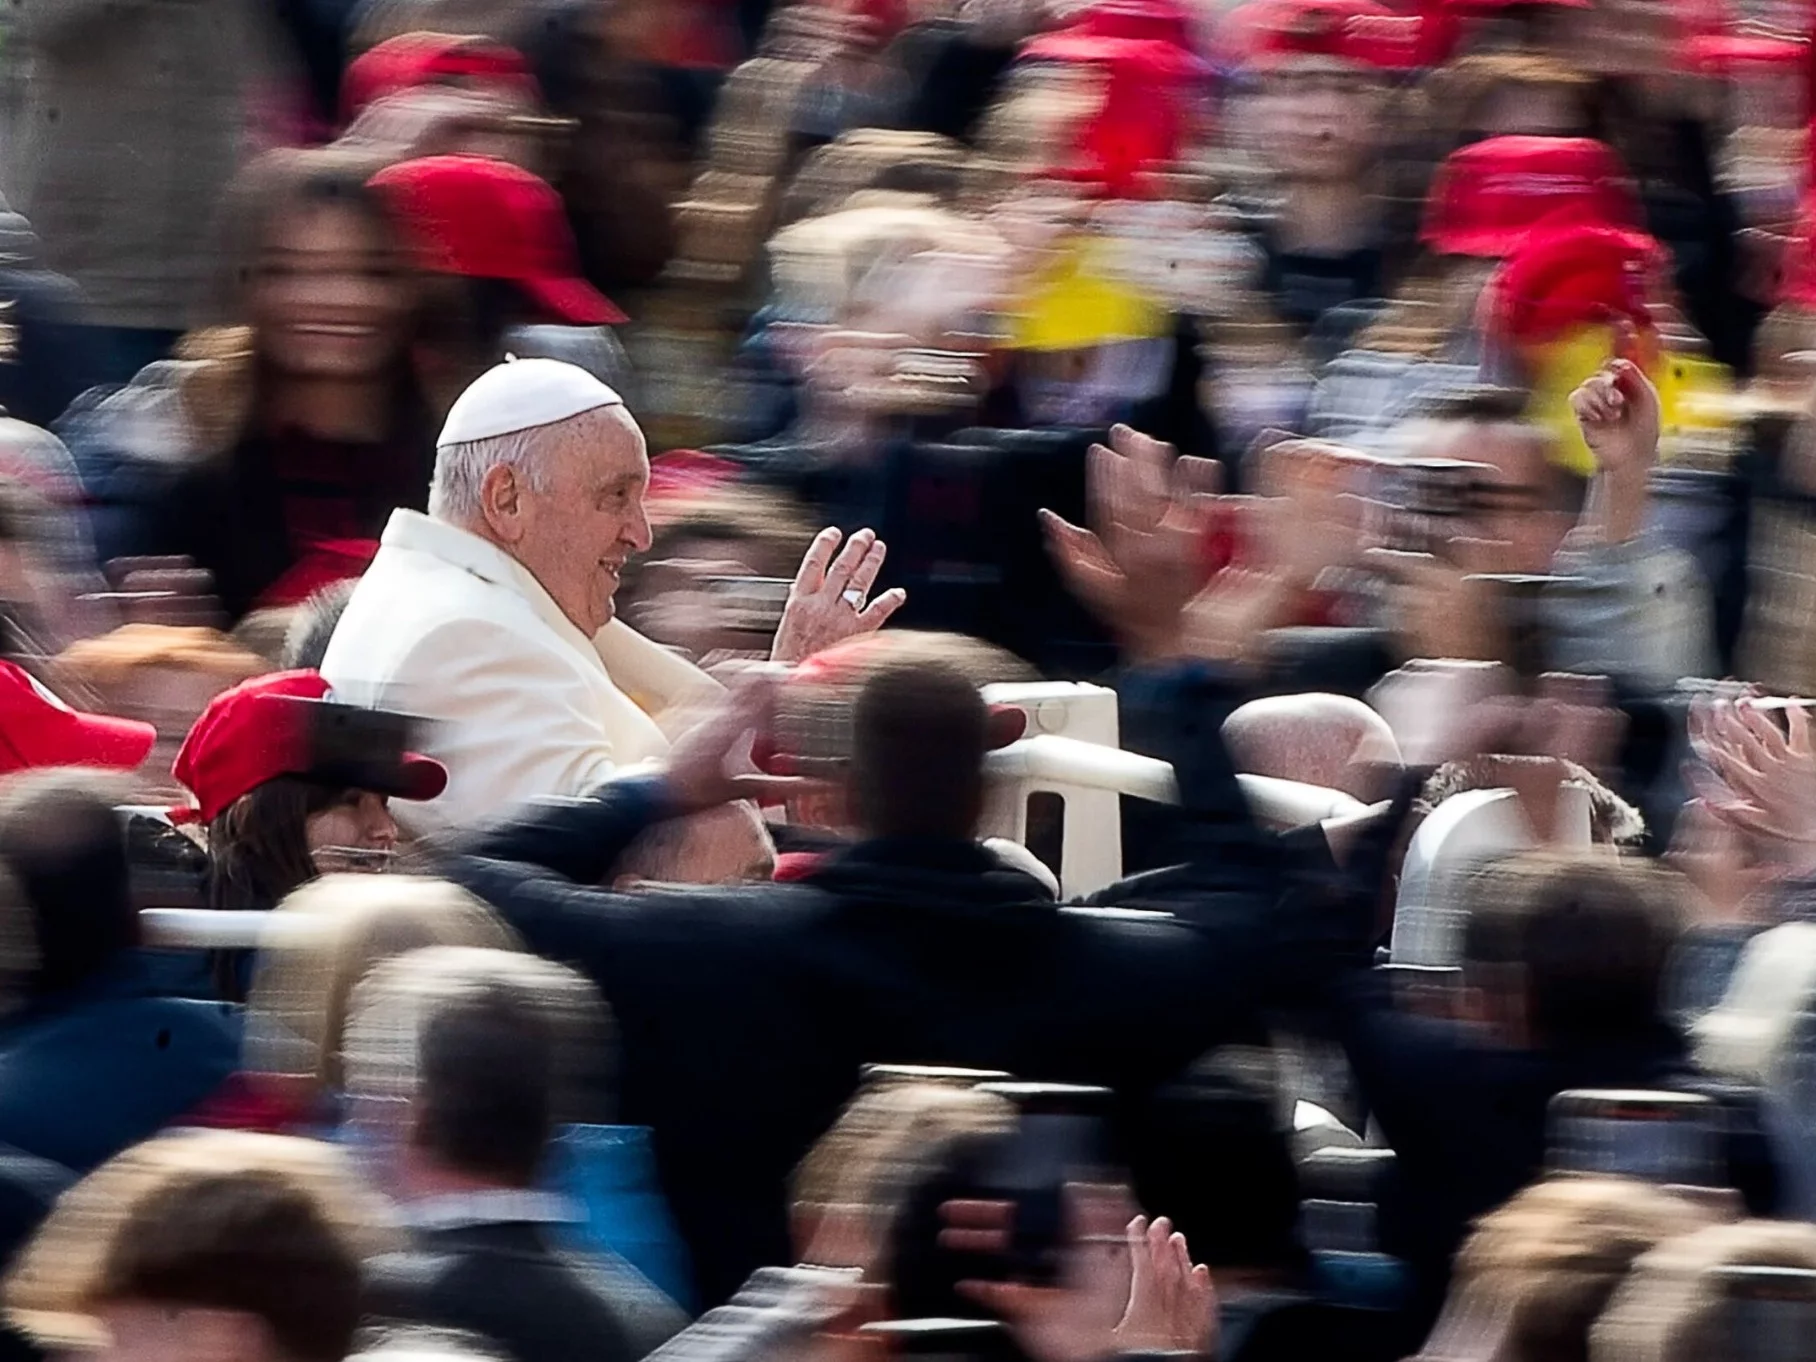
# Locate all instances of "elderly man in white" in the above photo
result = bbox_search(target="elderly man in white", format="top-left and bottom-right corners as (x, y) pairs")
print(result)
(321, 358), (903, 833)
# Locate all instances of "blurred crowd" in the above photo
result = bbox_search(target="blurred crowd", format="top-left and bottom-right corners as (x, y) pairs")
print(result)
(7, 1), (1816, 1362)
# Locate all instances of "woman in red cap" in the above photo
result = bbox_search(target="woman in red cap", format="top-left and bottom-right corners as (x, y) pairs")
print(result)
(63, 149), (441, 623)
(172, 670), (447, 928)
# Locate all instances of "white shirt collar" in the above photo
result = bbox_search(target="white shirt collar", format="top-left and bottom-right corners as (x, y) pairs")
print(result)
(398, 1188), (580, 1231)
(380, 509), (602, 667)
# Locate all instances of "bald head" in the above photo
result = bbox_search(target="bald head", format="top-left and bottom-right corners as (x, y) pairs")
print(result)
(1222, 693), (1401, 802)
(433, 405), (652, 636)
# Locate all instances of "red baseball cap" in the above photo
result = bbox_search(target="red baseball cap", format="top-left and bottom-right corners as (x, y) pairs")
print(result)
(0, 663), (155, 776)
(1681, 32), (1808, 72)
(1224, 0), (1421, 71)
(1420, 136), (1643, 258)
(341, 33), (541, 125)
(1482, 223), (1664, 350)
(370, 155), (628, 325)
(171, 670), (446, 824)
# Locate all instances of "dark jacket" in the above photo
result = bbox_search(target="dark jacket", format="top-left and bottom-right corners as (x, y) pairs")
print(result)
(0, 952), (241, 1173)
(1336, 967), (1781, 1325)
(366, 1219), (685, 1362)
(442, 664), (1292, 1305)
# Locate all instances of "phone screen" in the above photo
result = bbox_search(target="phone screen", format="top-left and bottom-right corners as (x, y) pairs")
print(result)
(1547, 1089), (1725, 1187)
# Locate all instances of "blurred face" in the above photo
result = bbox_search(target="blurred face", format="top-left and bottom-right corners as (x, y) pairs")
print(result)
(305, 789), (399, 866)
(250, 200), (413, 380)
(1415, 418), (1570, 575)
(87, 1303), (271, 1362)
(493, 407), (654, 635)
(1259, 62), (1386, 183)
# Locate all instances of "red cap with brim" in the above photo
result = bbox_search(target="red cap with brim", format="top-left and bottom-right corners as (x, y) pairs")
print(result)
(371, 155), (629, 327)
(0, 662), (157, 774)
(1420, 135), (1642, 258)
(171, 670), (447, 824)
(1483, 222), (1664, 350)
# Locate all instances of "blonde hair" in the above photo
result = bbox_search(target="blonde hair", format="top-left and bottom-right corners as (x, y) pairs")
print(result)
(1429, 1177), (1716, 1362)
(244, 874), (521, 1094)
(54, 624), (267, 695)
(791, 1082), (1016, 1266)
(1591, 1220), (1816, 1362)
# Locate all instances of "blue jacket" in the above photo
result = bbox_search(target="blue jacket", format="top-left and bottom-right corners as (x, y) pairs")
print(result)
(0, 952), (241, 1173)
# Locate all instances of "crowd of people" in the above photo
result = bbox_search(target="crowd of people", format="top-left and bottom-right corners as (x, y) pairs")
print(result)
(4, 0), (1816, 1361)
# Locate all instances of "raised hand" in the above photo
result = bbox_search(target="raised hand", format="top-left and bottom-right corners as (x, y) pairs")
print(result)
(1040, 424), (1222, 662)
(1569, 350), (1660, 546)
(1115, 1216), (1216, 1357)
(1690, 697), (1816, 877)
(1570, 355), (1661, 482)
(771, 527), (907, 665)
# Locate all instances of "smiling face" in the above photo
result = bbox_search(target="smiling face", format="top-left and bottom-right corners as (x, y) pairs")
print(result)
(494, 406), (654, 636)
(249, 198), (413, 380)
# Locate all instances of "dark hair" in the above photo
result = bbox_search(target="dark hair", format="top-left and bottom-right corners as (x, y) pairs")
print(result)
(281, 581), (360, 671)
(96, 1168), (364, 1362)
(1411, 385), (1590, 515)
(414, 978), (560, 1187)
(850, 659), (988, 840)
(1463, 853), (1682, 1049)
(207, 776), (351, 913)
(1126, 1066), (1305, 1275)
(0, 770), (136, 995)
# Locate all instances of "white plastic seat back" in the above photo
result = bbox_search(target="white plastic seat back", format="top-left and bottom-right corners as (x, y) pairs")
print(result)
(1391, 784), (1593, 967)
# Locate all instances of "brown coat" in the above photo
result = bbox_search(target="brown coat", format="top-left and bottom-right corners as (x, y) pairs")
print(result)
(0, 0), (287, 330)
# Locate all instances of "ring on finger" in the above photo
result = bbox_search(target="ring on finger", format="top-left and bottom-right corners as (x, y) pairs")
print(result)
(842, 589), (864, 607)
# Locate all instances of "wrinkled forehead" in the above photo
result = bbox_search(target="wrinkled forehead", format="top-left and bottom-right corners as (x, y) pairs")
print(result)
(537, 404), (649, 478)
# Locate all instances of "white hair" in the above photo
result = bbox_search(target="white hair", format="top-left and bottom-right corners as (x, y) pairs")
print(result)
(428, 426), (553, 523)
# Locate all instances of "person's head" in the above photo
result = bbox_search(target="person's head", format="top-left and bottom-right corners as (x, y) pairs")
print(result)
(0, 769), (138, 997)
(342, 946), (612, 1197)
(1591, 1220), (1816, 1362)
(244, 875), (521, 1099)
(1222, 693), (1402, 802)
(1420, 1175), (1715, 1362)
(211, 148), (417, 385)
(775, 632), (1032, 837)
(1391, 386), (1586, 575)
(5, 1131), (386, 1362)
(174, 671), (448, 911)
(1460, 852), (1684, 1051)
(429, 360), (651, 635)
(789, 1081), (1017, 1270)
(1124, 1062), (1304, 1285)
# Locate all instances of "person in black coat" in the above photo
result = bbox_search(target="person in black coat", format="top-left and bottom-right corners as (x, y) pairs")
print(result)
(440, 643), (1297, 1307)
(356, 948), (685, 1362)
(1328, 850), (1782, 1334)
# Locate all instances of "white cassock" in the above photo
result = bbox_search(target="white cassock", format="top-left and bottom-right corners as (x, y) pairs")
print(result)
(321, 508), (722, 832)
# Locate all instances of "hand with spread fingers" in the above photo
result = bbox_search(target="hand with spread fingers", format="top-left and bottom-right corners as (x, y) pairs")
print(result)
(1690, 697), (1816, 878)
(771, 526), (907, 665)
(940, 1193), (1214, 1362)
(1040, 424), (1223, 663)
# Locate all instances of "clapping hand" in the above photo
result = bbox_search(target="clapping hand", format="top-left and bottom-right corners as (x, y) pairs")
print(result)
(1040, 424), (1223, 663)
(771, 527), (908, 665)
(942, 1192), (1216, 1362)
(1043, 425), (1302, 667)
(1690, 696), (1816, 879)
